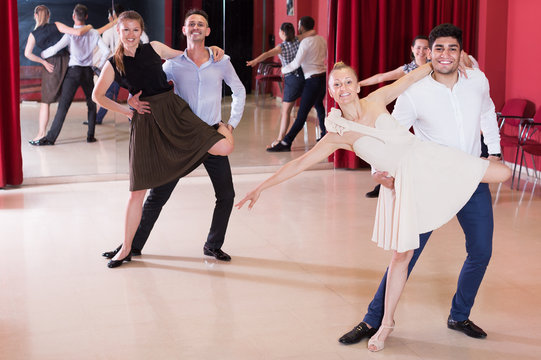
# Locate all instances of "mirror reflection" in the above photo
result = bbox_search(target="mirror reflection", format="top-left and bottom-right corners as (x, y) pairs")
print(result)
(18, 0), (326, 180)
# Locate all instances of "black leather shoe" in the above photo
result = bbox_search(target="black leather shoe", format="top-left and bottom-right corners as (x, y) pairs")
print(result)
(29, 137), (54, 146)
(447, 315), (487, 338)
(338, 322), (378, 345)
(365, 185), (380, 198)
(266, 141), (291, 152)
(107, 254), (132, 268)
(87, 136), (97, 143)
(203, 246), (231, 261)
(102, 245), (141, 259)
(83, 121), (102, 125)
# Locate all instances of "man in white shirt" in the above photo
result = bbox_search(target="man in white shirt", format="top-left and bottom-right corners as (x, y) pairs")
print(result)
(267, 16), (327, 152)
(339, 23), (501, 344)
(32, 4), (109, 145)
(103, 9), (245, 261)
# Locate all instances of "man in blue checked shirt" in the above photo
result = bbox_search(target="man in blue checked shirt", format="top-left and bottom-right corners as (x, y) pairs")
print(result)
(105, 9), (245, 262)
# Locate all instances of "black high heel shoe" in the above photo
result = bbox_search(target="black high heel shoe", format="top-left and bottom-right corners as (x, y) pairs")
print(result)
(103, 244), (142, 259)
(107, 254), (132, 268)
(102, 245), (122, 259)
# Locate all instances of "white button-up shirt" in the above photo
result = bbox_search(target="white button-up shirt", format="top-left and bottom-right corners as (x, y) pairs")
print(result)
(41, 26), (109, 68)
(392, 69), (501, 156)
(281, 34), (327, 79)
(162, 49), (246, 128)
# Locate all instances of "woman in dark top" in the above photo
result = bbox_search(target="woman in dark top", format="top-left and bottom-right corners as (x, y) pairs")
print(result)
(92, 10), (234, 268)
(24, 5), (93, 142)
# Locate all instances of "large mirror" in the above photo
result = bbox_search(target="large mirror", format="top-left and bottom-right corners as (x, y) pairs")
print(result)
(19, 0), (326, 181)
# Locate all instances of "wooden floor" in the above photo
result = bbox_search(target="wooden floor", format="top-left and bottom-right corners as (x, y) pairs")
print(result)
(2, 96), (541, 359)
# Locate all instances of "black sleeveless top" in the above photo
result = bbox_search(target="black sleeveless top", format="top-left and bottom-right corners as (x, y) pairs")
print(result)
(32, 23), (68, 54)
(109, 43), (173, 97)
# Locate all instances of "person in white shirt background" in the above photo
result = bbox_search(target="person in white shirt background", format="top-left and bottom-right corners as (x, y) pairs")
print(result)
(31, 4), (110, 145)
(267, 16), (327, 152)
(102, 8), (245, 262)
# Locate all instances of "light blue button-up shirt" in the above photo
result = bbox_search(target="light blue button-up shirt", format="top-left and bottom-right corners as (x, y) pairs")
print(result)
(162, 48), (246, 128)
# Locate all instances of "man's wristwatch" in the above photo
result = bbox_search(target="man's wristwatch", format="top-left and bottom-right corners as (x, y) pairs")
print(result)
(489, 153), (502, 158)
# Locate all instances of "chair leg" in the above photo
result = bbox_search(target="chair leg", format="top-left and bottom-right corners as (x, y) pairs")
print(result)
(517, 149), (525, 190)
(511, 147), (521, 189)
(532, 155), (539, 180)
(255, 80), (260, 105)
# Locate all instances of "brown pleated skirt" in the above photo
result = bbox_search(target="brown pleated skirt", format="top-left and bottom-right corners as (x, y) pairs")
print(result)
(129, 90), (225, 191)
(41, 51), (69, 104)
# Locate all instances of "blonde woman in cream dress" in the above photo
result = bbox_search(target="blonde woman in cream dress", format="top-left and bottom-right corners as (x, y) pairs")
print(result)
(236, 61), (511, 352)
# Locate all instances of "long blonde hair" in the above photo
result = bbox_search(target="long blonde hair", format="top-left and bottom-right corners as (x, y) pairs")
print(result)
(33, 5), (50, 29)
(114, 10), (145, 76)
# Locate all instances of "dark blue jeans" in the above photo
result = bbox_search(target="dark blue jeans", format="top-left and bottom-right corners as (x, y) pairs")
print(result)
(363, 183), (493, 327)
(96, 81), (120, 124)
(132, 154), (235, 251)
(283, 75), (327, 145)
(45, 66), (96, 142)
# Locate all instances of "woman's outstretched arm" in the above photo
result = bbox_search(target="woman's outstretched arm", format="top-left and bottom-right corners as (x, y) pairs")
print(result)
(359, 66), (405, 87)
(55, 21), (92, 36)
(236, 134), (351, 209)
(246, 45), (281, 67)
(366, 62), (432, 106)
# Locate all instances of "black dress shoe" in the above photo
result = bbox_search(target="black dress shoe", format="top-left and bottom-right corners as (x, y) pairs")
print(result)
(87, 136), (97, 143)
(83, 121), (102, 125)
(29, 137), (54, 146)
(266, 141), (291, 152)
(107, 254), (132, 268)
(338, 322), (378, 345)
(203, 246), (231, 261)
(365, 184), (380, 198)
(447, 315), (487, 338)
(102, 245), (141, 259)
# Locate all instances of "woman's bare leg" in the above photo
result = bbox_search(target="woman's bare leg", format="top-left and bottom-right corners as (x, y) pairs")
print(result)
(113, 189), (147, 261)
(34, 103), (50, 140)
(368, 250), (414, 351)
(482, 160), (512, 184)
(208, 123), (234, 156)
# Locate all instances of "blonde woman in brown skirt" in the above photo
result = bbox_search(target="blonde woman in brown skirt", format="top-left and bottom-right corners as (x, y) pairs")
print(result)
(24, 5), (114, 142)
(92, 10), (234, 268)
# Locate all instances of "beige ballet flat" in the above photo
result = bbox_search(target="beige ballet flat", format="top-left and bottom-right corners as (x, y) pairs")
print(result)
(367, 322), (395, 352)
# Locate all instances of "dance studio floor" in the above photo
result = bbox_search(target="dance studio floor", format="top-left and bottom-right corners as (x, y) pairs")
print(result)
(2, 96), (541, 359)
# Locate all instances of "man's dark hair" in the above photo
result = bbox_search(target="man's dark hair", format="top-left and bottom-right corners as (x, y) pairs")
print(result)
(429, 23), (463, 50)
(299, 16), (315, 31)
(280, 22), (295, 42)
(73, 4), (88, 22)
(185, 8), (209, 25)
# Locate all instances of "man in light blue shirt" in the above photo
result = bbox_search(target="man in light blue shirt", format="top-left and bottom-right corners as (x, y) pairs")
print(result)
(113, 9), (245, 261)
(32, 4), (109, 146)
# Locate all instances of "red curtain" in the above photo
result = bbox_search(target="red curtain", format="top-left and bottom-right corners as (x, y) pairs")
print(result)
(327, 0), (478, 168)
(0, 0), (23, 187)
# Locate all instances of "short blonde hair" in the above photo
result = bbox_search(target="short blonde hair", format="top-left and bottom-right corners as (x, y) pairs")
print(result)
(330, 61), (358, 79)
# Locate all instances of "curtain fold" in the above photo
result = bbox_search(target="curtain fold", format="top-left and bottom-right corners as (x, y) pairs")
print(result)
(0, 0), (23, 187)
(327, 0), (478, 169)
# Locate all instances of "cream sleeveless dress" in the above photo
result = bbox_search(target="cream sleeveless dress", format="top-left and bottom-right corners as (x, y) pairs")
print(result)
(325, 108), (489, 252)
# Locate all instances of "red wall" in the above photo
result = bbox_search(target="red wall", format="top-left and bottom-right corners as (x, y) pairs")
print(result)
(477, 0), (508, 111)
(505, 0), (541, 109)
(478, 0), (541, 170)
